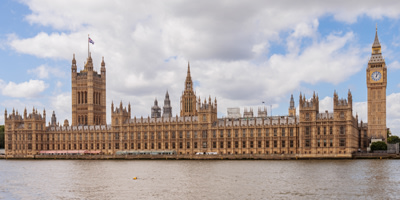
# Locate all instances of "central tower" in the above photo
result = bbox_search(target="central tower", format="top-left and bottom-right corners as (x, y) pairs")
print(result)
(180, 62), (197, 117)
(71, 53), (106, 126)
(366, 27), (387, 140)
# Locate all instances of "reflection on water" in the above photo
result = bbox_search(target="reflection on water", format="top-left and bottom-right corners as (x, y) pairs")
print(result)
(1, 160), (399, 199)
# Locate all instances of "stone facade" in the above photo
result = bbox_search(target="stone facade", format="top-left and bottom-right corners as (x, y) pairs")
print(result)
(71, 53), (106, 126)
(4, 29), (388, 158)
(367, 28), (387, 141)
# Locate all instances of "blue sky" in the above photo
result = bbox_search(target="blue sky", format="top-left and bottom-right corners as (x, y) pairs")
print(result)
(1, 0), (400, 134)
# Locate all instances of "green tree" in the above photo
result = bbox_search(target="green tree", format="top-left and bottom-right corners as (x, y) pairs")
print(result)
(370, 141), (387, 152)
(387, 135), (400, 144)
(0, 125), (4, 149)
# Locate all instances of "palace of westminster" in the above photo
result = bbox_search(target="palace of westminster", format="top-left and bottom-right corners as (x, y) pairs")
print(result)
(3, 29), (388, 158)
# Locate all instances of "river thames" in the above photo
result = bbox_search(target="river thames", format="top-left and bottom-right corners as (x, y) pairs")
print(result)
(0, 159), (399, 199)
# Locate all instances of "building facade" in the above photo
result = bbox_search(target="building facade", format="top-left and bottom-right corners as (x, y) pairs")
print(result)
(71, 53), (106, 126)
(4, 29), (387, 158)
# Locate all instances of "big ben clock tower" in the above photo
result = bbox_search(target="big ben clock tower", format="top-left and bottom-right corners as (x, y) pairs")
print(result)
(367, 27), (387, 140)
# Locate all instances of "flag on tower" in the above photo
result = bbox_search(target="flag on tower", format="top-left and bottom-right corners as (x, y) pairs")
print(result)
(89, 37), (94, 45)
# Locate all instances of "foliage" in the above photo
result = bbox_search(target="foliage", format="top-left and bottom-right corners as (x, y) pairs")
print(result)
(370, 141), (387, 152)
(0, 125), (4, 149)
(387, 135), (400, 144)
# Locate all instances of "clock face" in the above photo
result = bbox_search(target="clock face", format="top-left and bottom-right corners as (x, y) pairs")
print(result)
(371, 71), (382, 81)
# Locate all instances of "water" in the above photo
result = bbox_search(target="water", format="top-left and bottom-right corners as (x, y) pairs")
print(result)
(0, 159), (399, 199)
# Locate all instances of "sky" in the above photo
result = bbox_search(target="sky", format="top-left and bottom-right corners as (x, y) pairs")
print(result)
(1, 0), (400, 135)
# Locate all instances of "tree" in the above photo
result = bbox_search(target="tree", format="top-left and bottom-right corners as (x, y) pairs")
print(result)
(0, 125), (4, 149)
(387, 135), (400, 144)
(370, 141), (387, 152)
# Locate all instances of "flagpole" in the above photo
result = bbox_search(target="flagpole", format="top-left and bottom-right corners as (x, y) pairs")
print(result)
(88, 34), (90, 58)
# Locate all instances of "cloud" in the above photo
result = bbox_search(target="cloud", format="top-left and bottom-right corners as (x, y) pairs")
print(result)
(389, 61), (400, 69)
(27, 64), (66, 79)
(6, 0), (400, 120)
(1, 79), (48, 98)
(48, 92), (71, 124)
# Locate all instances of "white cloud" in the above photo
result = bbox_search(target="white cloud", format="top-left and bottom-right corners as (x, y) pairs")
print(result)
(319, 96), (333, 113)
(1, 79), (48, 98)
(5, 0), (400, 121)
(389, 61), (400, 69)
(27, 64), (65, 79)
(48, 92), (71, 124)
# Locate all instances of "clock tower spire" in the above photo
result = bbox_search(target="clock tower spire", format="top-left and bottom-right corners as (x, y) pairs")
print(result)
(366, 26), (387, 141)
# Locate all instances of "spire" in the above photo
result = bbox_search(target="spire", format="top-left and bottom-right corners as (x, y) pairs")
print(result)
(290, 94), (295, 109)
(101, 56), (105, 67)
(72, 54), (76, 65)
(185, 61), (193, 91)
(187, 61), (191, 76)
(372, 24), (381, 49)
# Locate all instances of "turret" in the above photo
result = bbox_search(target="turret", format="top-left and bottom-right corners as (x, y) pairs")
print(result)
(289, 94), (296, 116)
(71, 54), (77, 75)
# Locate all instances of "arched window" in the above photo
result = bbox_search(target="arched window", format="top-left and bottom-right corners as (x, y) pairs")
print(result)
(78, 116), (80, 124)
(78, 92), (80, 104)
(85, 92), (87, 103)
(85, 115), (88, 125)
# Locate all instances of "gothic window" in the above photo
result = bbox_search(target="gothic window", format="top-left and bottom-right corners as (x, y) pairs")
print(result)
(290, 140), (294, 148)
(250, 129), (254, 137)
(266, 129), (269, 137)
(194, 142), (197, 148)
(227, 141), (231, 148)
(194, 131), (197, 138)
(305, 139), (310, 147)
(305, 113), (310, 120)
(340, 126), (345, 135)
(258, 129), (261, 137)
(317, 139), (320, 147)
(323, 127), (326, 135)
(273, 141), (277, 148)
(330, 126), (333, 135)
(164, 132), (168, 139)
(265, 140), (270, 148)
(317, 127), (320, 135)
(78, 92), (80, 104)
(290, 128), (293, 136)
(339, 139), (346, 147)
(186, 131), (190, 138)
(235, 130), (239, 137)
(324, 139), (327, 147)
(165, 143), (168, 149)
(220, 142), (224, 148)
(282, 129), (285, 137)
(340, 112), (344, 118)
(282, 140), (285, 148)
(305, 127), (310, 135)
(227, 130), (231, 138)
(220, 130), (223, 138)
(274, 128), (277, 136)
(213, 130), (216, 138)
(202, 131), (207, 138)
(243, 129), (246, 138)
